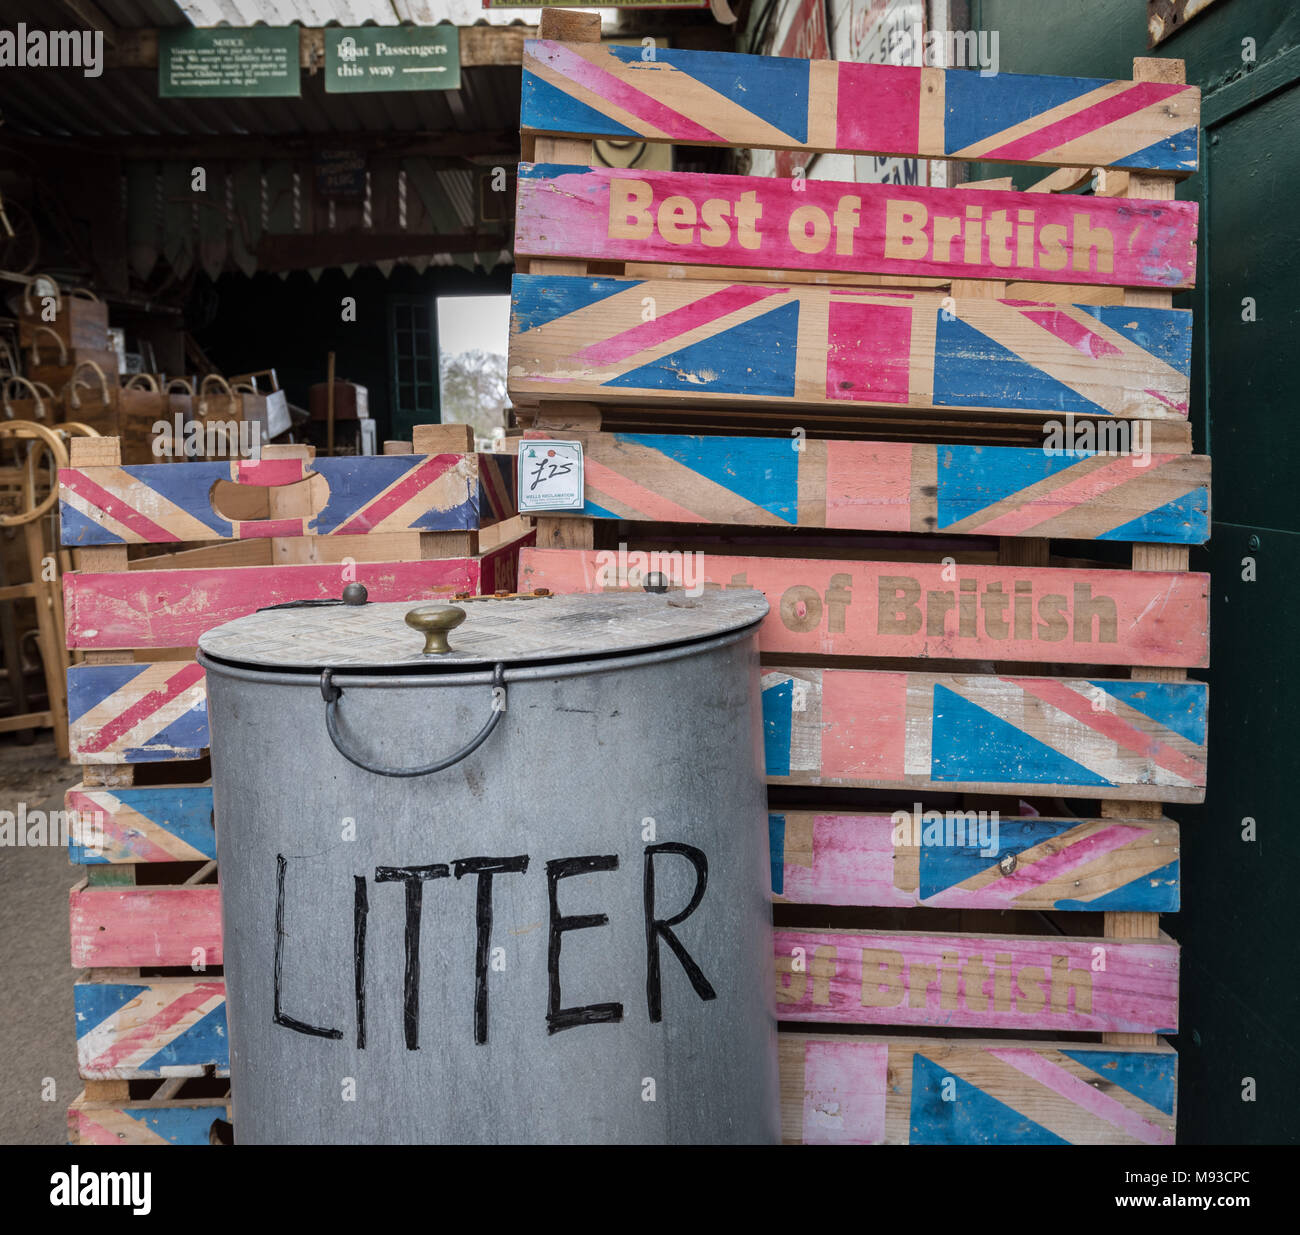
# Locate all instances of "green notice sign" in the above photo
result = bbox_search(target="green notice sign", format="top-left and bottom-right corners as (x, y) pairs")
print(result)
(159, 27), (300, 98)
(325, 26), (461, 93)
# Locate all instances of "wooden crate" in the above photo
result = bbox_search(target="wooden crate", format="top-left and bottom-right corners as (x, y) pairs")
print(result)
(60, 424), (531, 1143)
(502, 12), (1202, 1144)
(61, 15), (1206, 1146)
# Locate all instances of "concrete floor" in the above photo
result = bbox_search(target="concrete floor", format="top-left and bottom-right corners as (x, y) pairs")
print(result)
(0, 733), (84, 1145)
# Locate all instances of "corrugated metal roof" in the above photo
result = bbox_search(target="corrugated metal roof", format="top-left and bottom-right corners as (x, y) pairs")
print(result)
(169, 3), (618, 32)
(0, 1), (623, 276)
(173, 2), (525, 26)
(0, 0), (574, 138)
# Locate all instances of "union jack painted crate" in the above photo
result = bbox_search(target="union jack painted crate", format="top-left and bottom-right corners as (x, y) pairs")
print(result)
(60, 428), (534, 1140)
(63, 972), (1183, 1145)
(65, 19), (1208, 1146)
(502, 13), (1204, 1147)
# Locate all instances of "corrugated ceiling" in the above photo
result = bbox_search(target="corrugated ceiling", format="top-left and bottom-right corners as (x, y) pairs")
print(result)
(170, 2), (571, 29)
(0, 0), (592, 138)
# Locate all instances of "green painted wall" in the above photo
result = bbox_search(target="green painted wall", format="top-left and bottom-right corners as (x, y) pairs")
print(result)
(973, 0), (1300, 1144)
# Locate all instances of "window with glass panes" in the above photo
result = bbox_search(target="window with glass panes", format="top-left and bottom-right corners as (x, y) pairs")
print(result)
(387, 296), (439, 440)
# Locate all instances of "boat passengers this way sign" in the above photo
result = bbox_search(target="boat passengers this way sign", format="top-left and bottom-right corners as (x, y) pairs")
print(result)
(325, 26), (461, 93)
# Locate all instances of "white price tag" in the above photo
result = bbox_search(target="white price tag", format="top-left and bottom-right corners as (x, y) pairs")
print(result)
(517, 440), (584, 512)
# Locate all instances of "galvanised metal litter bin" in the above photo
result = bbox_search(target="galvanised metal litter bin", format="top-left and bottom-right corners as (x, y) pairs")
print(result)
(197, 589), (779, 1144)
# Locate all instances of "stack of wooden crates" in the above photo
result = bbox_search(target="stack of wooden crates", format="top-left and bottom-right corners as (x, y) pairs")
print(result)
(509, 12), (1205, 1143)
(60, 427), (526, 1143)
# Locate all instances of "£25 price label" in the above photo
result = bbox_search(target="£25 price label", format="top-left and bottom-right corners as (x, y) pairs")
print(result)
(517, 440), (584, 512)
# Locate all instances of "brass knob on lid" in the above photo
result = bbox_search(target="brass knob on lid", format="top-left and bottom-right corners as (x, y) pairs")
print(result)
(405, 604), (466, 655)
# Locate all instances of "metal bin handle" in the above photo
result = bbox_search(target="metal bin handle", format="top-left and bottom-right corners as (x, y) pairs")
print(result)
(319, 662), (506, 778)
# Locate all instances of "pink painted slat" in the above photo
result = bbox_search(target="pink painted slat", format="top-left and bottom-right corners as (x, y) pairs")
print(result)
(233, 458), (305, 486)
(781, 1034), (1178, 1145)
(516, 164), (1199, 288)
(822, 440), (914, 532)
(518, 549), (1210, 667)
(65, 560), (481, 649)
(69, 885), (222, 969)
(833, 63), (921, 152)
(822, 669), (909, 782)
(774, 928), (1178, 1034)
(776, 813), (1176, 911)
(801, 1039), (889, 1145)
(778, 815), (911, 909)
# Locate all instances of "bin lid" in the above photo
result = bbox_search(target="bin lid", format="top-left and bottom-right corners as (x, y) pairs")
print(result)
(197, 589), (769, 673)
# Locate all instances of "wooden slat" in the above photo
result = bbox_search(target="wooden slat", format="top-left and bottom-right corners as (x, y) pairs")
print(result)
(65, 559), (487, 649)
(60, 972), (1179, 1144)
(514, 166), (1198, 288)
(68, 661), (208, 764)
(770, 811), (1179, 911)
(760, 666), (1206, 801)
(68, 1093), (228, 1146)
(69, 880), (222, 968)
(774, 928), (1178, 1034)
(520, 549), (1209, 667)
(509, 275), (1191, 420)
(70, 654), (1207, 787)
(780, 1034), (1176, 1145)
(75, 976), (228, 1079)
(516, 405), (1196, 452)
(66, 784), (214, 864)
(518, 430), (1209, 543)
(59, 453), (508, 547)
(521, 40), (1200, 173)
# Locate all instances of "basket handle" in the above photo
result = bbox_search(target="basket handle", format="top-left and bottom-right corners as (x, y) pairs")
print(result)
(21, 272), (62, 315)
(2, 375), (46, 420)
(29, 325), (67, 365)
(68, 360), (111, 410)
(124, 372), (161, 392)
(164, 377), (195, 395)
(198, 372), (234, 416)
